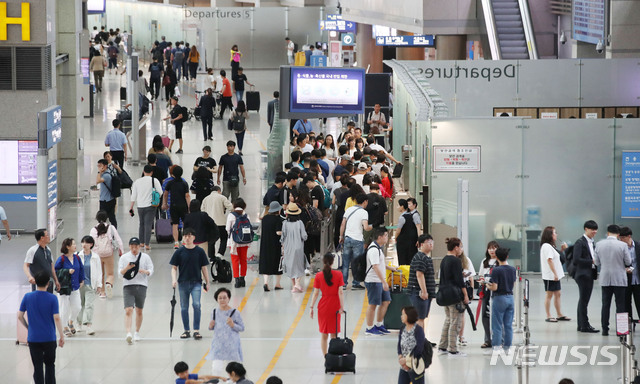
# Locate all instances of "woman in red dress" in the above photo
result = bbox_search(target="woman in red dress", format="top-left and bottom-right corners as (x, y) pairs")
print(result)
(310, 253), (345, 356)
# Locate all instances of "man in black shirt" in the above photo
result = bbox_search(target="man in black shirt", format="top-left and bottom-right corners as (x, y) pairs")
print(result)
(282, 172), (299, 211)
(487, 248), (517, 352)
(217, 141), (246, 203)
(163, 96), (184, 154)
(198, 89), (216, 140)
(148, 57), (164, 100)
(146, 153), (168, 184)
(304, 174), (325, 211)
(193, 146), (217, 179)
(232, 67), (254, 103)
(262, 174), (285, 216)
(364, 184), (388, 246)
(162, 166), (191, 249)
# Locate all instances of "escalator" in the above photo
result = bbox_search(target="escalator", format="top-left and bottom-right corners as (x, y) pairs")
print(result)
(481, 0), (538, 60)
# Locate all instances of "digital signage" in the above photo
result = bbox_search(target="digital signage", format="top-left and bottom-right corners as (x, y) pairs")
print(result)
(289, 67), (365, 115)
(0, 140), (38, 184)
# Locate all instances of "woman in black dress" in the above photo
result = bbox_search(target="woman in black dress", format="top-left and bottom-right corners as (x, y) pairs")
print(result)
(259, 201), (284, 291)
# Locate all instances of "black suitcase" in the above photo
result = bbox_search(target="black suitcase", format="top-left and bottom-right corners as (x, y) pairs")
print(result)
(246, 88), (260, 111)
(325, 311), (356, 374)
(120, 86), (127, 100)
(383, 290), (413, 330)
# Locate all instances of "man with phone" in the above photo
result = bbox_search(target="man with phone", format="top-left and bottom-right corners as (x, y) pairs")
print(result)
(170, 228), (210, 341)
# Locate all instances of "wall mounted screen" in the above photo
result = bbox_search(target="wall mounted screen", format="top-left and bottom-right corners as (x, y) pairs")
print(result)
(87, 0), (106, 14)
(0, 140), (38, 184)
(289, 67), (365, 115)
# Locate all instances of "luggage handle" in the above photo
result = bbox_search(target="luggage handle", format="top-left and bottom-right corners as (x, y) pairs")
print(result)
(249, 85), (255, 91)
(336, 310), (347, 339)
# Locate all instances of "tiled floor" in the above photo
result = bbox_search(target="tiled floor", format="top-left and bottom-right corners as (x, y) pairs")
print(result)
(0, 68), (630, 383)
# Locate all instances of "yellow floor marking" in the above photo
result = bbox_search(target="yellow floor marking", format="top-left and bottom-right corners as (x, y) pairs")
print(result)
(330, 295), (368, 383)
(255, 278), (315, 384)
(192, 277), (259, 374)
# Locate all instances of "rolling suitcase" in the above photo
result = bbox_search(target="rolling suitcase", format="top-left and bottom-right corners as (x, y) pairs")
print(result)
(155, 211), (173, 243)
(383, 290), (413, 330)
(246, 86), (260, 111)
(325, 311), (356, 374)
(16, 312), (28, 345)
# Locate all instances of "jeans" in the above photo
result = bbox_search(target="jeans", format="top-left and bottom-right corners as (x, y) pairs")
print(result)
(398, 368), (424, 384)
(174, 62), (182, 79)
(342, 236), (364, 286)
(235, 90), (244, 103)
(29, 341), (57, 384)
(201, 115), (213, 140)
(491, 294), (514, 349)
(99, 199), (117, 228)
(179, 280), (202, 331)
(235, 130), (246, 152)
(137, 206), (156, 245)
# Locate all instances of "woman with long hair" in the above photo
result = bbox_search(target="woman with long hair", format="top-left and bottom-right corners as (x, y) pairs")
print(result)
(54, 238), (84, 337)
(188, 45), (200, 79)
(89, 211), (124, 299)
(259, 201), (284, 291)
(281, 204), (308, 292)
(309, 253), (345, 355)
(229, 100), (249, 155)
(226, 198), (251, 288)
(478, 240), (499, 348)
(164, 63), (177, 101)
(322, 134), (337, 161)
(380, 166), (394, 199)
(540, 226), (570, 322)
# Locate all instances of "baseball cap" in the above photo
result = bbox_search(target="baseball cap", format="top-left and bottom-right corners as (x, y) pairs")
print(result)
(358, 162), (368, 170)
(341, 154), (351, 162)
(129, 237), (141, 245)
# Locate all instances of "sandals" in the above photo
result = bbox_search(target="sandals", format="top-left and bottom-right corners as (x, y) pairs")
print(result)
(274, 286), (283, 290)
(68, 323), (76, 334)
(557, 316), (571, 321)
(458, 336), (468, 346)
(480, 343), (492, 349)
(546, 318), (558, 323)
(63, 327), (73, 337)
(263, 284), (270, 292)
(180, 331), (191, 339)
(193, 332), (202, 340)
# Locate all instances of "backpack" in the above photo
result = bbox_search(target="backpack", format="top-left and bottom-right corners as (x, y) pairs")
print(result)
(352, 243), (380, 282)
(150, 177), (161, 207)
(108, 46), (118, 58)
(316, 182), (331, 209)
(421, 338), (434, 369)
(93, 226), (114, 257)
(114, 35), (121, 45)
(293, 42), (299, 53)
(211, 256), (233, 283)
(232, 112), (246, 131)
(164, 47), (172, 61)
(174, 49), (184, 63)
(149, 63), (162, 79)
(230, 212), (254, 244)
(180, 105), (190, 123)
(103, 173), (121, 198)
(305, 206), (323, 236)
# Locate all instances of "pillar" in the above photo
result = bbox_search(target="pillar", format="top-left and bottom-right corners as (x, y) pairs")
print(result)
(435, 35), (466, 60)
(57, 0), (86, 200)
(396, 31), (425, 60)
(356, 24), (383, 72)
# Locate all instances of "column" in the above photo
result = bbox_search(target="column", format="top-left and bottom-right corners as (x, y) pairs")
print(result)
(396, 31), (425, 60)
(355, 24), (383, 72)
(435, 35), (466, 60)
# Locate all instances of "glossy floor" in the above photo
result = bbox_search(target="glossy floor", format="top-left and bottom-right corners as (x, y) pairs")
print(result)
(0, 69), (628, 384)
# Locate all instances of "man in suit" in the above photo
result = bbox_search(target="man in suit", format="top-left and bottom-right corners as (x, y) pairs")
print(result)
(620, 227), (640, 323)
(595, 224), (632, 336)
(573, 220), (599, 333)
(267, 91), (279, 133)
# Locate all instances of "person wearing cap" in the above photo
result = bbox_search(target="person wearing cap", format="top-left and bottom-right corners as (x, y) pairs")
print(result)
(129, 165), (163, 251)
(193, 146), (217, 179)
(118, 237), (154, 345)
(170, 228), (210, 340)
(353, 162), (369, 187)
(163, 96), (184, 154)
(281, 204), (308, 293)
(260, 201), (285, 291)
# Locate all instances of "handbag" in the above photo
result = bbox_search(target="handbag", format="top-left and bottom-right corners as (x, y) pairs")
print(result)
(162, 74), (170, 87)
(436, 283), (464, 306)
(174, 86), (181, 97)
(228, 175), (240, 187)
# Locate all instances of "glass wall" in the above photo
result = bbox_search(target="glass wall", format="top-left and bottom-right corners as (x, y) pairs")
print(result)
(430, 117), (639, 272)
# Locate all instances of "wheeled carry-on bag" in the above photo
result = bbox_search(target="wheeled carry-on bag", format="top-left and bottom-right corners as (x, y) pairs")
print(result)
(383, 287), (413, 330)
(156, 210), (173, 243)
(325, 311), (356, 374)
(246, 86), (260, 111)
(16, 312), (28, 345)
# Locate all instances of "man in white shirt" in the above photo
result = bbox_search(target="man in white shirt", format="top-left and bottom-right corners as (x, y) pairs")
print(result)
(366, 104), (387, 135)
(285, 37), (295, 65)
(129, 165), (163, 251)
(339, 194), (372, 290)
(364, 227), (397, 336)
(201, 186), (234, 257)
(353, 162), (368, 187)
(366, 136), (399, 164)
(119, 237), (154, 344)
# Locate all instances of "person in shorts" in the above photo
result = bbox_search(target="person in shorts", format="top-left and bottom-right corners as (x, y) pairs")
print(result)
(162, 165), (191, 249)
(364, 227), (398, 336)
(164, 96), (185, 154)
(119, 237), (154, 345)
(407, 234), (436, 330)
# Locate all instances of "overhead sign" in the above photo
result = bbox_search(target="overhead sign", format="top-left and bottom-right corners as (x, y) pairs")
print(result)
(433, 145), (481, 172)
(47, 160), (56, 209)
(38, 105), (62, 149)
(573, 0), (606, 45)
(326, 14), (343, 21)
(621, 151), (640, 218)
(341, 33), (355, 46)
(310, 55), (327, 67)
(319, 20), (355, 32)
(0, 2), (30, 41)
(376, 35), (434, 47)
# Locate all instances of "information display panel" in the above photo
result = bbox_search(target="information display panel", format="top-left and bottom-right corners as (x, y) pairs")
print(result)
(0, 140), (38, 184)
(289, 67), (365, 115)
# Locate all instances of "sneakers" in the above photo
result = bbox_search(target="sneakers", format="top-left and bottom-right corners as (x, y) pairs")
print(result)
(176, 149), (183, 154)
(437, 348), (448, 355)
(174, 242), (180, 249)
(85, 326), (95, 336)
(126, 333), (133, 345)
(351, 284), (365, 290)
(365, 327), (383, 336)
(304, 268), (311, 276)
(458, 336), (468, 347)
(375, 325), (391, 335)
(105, 283), (113, 299)
(134, 332), (141, 342)
(448, 351), (467, 357)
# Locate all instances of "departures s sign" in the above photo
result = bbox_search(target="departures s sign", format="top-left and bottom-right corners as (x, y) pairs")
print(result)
(0, 2), (30, 41)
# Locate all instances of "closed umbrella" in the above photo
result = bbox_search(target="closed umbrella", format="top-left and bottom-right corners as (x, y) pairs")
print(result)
(169, 287), (177, 337)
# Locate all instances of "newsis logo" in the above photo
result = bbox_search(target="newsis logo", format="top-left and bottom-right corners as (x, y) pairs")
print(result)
(490, 345), (619, 366)
(184, 9), (251, 20)
(416, 64), (516, 82)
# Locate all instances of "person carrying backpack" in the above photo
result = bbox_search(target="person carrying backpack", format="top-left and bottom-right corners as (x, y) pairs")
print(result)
(225, 198), (252, 288)
(173, 42), (185, 80)
(148, 58), (163, 101)
(163, 96), (185, 154)
(229, 101), (248, 156)
(107, 42), (119, 73)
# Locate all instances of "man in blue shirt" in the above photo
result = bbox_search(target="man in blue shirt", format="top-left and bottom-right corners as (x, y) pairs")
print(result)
(487, 248), (517, 353)
(18, 271), (65, 384)
(96, 159), (118, 228)
(104, 119), (128, 169)
(293, 119), (313, 136)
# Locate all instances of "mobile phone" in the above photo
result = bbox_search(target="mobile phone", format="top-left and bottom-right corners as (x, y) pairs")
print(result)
(129, 262), (135, 266)
(129, 209), (135, 217)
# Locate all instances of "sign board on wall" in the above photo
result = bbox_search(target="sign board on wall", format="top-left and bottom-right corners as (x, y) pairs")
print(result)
(375, 35), (434, 47)
(621, 151), (640, 218)
(541, 112), (558, 119)
(329, 40), (341, 67)
(319, 20), (355, 32)
(433, 145), (481, 172)
(573, 0), (606, 45)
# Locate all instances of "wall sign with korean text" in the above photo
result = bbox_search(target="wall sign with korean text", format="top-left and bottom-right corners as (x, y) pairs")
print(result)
(622, 151), (640, 218)
(433, 145), (481, 172)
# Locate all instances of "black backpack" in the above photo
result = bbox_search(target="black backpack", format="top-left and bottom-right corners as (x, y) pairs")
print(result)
(180, 105), (190, 123)
(103, 172), (121, 198)
(114, 35), (121, 45)
(352, 243), (381, 282)
(232, 113), (245, 131)
(293, 42), (299, 53)
(211, 256), (232, 283)
(149, 63), (161, 79)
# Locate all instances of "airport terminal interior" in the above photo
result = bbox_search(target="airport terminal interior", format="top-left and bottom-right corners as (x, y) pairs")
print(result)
(1, 0), (640, 383)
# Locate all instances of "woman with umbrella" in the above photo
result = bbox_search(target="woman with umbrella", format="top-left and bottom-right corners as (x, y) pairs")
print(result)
(207, 287), (245, 377)
(281, 205), (308, 293)
(259, 201), (284, 292)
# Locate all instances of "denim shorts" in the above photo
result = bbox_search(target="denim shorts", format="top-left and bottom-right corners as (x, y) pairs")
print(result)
(365, 282), (391, 306)
(410, 295), (432, 319)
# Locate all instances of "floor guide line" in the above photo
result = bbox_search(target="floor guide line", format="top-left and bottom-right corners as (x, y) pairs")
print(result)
(192, 277), (259, 374)
(256, 278), (315, 384)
